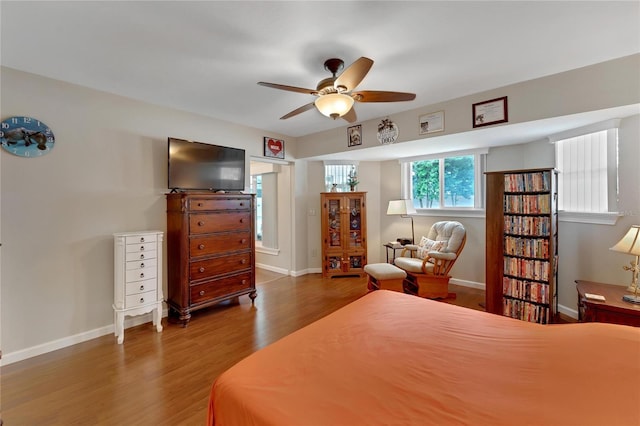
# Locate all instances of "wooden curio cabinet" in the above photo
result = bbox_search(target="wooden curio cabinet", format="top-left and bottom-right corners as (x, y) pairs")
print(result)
(321, 192), (367, 278)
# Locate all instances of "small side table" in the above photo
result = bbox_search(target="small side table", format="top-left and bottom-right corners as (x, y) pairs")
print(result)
(576, 280), (640, 327)
(383, 243), (405, 263)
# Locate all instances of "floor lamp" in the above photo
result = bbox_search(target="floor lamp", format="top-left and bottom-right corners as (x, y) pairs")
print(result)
(387, 200), (417, 244)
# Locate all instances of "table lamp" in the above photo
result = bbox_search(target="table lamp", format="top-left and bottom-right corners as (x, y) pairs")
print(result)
(609, 225), (640, 304)
(387, 200), (417, 244)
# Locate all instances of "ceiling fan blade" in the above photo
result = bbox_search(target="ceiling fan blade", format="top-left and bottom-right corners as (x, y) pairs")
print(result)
(352, 90), (416, 102)
(341, 107), (357, 123)
(334, 57), (374, 92)
(280, 102), (316, 120)
(258, 82), (318, 96)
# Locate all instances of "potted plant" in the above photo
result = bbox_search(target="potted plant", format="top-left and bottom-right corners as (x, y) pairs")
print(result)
(347, 168), (359, 191)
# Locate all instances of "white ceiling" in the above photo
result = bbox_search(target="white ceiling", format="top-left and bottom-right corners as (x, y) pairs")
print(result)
(1, 1), (639, 156)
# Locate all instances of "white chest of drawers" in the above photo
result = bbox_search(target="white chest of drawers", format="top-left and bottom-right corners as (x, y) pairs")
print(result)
(113, 231), (164, 344)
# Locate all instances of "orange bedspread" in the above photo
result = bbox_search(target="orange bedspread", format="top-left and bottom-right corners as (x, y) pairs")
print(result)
(209, 290), (640, 426)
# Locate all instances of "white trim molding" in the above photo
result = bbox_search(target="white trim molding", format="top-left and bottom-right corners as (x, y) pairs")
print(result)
(559, 211), (621, 225)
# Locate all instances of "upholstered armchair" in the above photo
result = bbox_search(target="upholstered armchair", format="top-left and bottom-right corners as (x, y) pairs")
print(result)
(394, 221), (466, 299)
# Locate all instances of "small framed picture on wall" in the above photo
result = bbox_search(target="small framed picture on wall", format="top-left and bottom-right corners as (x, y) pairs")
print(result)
(264, 137), (285, 159)
(472, 96), (508, 128)
(347, 125), (362, 147)
(419, 111), (444, 135)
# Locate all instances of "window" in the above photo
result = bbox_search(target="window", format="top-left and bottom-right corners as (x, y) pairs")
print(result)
(554, 122), (619, 214)
(400, 149), (486, 210)
(324, 161), (358, 192)
(250, 175), (263, 241)
(250, 161), (280, 250)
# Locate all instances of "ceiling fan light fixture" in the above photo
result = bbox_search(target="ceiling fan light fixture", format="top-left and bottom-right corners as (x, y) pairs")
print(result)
(315, 93), (354, 119)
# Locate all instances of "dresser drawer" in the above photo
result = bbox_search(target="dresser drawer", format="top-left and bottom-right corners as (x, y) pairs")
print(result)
(190, 252), (251, 281)
(189, 212), (251, 234)
(190, 272), (252, 304)
(125, 266), (157, 283)
(189, 198), (251, 212)
(125, 250), (157, 262)
(126, 257), (157, 271)
(125, 242), (157, 254)
(189, 232), (251, 258)
(125, 278), (157, 295)
(125, 234), (157, 245)
(125, 290), (157, 308)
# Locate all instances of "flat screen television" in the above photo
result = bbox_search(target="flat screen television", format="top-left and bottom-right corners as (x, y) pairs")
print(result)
(168, 137), (246, 191)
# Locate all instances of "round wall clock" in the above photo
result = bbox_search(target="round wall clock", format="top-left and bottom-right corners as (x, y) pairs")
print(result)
(377, 118), (399, 145)
(0, 116), (55, 157)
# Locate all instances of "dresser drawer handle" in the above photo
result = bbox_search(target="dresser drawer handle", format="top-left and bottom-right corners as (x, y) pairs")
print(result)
(241, 279), (247, 285)
(140, 246), (145, 251)
(239, 202), (244, 207)
(240, 218), (245, 223)
(198, 244), (205, 250)
(140, 237), (145, 243)
(198, 202), (203, 207)
(199, 290), (205, 296)
(241, 239), (247, 244)
(140, 254), (145, 259)
(140, 262), (145, 268)
(198, 221), (204, 226)
(199, 267), (205, 273)
(139, 285), (145, 291)
(139, 297), (145, 303)
(240, 259), (247, 264)
(140, 273), (145, 279)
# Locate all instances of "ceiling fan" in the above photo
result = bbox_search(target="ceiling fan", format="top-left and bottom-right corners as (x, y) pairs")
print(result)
(257, 57), (416, 123)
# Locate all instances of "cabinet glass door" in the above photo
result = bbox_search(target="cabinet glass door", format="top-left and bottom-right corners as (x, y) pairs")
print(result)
(347, 197), (363, 249)
(327, 198), (342, 247)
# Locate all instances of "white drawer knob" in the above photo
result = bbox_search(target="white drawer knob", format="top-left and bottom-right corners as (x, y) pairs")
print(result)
(199, 267), (205, 273)
(140, 237), (145, 243)
(139, 285), (145, 291)
(140, 273), (145, 279)
(139, 297), (144, 303)
(198, 244), (205, 250)
(140, 246), (145, 251)
(199, 290), (205, 296)
(140, 254), (145, 259)
(140, 262), (145, 268)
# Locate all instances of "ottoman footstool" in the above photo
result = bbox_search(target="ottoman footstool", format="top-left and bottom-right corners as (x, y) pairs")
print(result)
(363, 263), (407, 293)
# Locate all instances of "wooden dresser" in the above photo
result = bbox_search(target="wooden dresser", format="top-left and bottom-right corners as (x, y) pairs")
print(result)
(166, 192), (256, 326)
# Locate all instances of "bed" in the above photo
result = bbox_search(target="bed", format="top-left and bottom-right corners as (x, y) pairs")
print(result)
(208, 290), (640, 425)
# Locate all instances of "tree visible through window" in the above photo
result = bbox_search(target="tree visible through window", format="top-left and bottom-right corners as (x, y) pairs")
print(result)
(411, 155), (475, 208)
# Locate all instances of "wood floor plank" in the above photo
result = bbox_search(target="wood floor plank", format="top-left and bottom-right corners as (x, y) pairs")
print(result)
(1, 272), (484, 425)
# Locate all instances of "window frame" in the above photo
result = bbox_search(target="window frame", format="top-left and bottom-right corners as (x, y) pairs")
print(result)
(550, 119), (621, 226)
(399, 148), (487, 217)
(324, 160), (359, 193)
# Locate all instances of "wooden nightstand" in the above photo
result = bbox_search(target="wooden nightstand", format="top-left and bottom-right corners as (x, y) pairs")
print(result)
(576, 280), (640, 327)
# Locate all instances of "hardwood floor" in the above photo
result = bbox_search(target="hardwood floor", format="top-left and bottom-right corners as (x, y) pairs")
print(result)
(1, 272), (484, 425)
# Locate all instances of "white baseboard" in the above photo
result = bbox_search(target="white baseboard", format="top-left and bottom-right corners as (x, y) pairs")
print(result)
(2, 273), (580, 365)
(450, 278), (485, 290)
(2, 309), (169, 366)
(255, 263), (289, 275)
(558, 304), (579, 319)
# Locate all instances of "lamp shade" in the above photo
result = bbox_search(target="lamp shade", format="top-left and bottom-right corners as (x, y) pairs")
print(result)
(315, 93), (354, 119)
(610, 225), (640, 255)
(387, 200), (417, 216)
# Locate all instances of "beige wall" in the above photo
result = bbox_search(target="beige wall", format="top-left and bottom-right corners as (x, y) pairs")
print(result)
(1, 54), (639, 362)
(0, 67), (295, 360)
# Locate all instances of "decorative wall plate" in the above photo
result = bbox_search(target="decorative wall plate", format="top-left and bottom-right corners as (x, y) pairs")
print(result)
(0, 116), (55, 157)
(377, 118), (398, 144)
